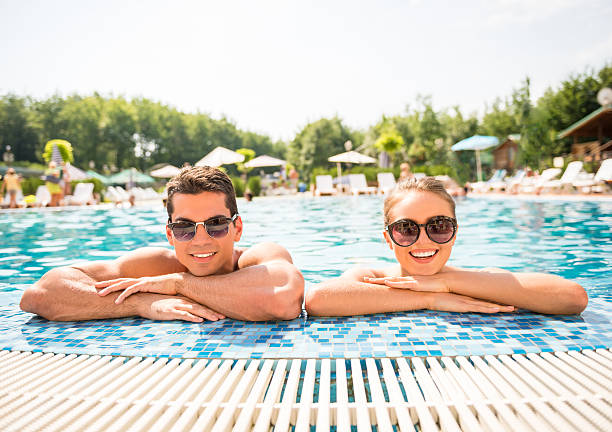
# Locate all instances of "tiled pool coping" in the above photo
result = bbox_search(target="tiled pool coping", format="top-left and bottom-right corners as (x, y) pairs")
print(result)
(1, 295), (610, 359)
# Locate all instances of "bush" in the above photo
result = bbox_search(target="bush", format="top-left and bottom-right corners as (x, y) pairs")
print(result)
(20, 177), (45, 195)
(72, 178), (105, 195)
(231, 176), (245, 197)
(246, 176), (262, 196)
(412, 164), (458, 179)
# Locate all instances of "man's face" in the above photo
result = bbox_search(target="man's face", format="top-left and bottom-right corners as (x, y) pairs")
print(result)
(166, 191), (242, 276)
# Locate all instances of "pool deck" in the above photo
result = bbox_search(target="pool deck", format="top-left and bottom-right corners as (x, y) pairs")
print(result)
(1, 295), (611, 430)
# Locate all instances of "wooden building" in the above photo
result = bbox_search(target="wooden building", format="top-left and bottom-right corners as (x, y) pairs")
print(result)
(492, 134), (520, 171)
(558, 104), (612, 162)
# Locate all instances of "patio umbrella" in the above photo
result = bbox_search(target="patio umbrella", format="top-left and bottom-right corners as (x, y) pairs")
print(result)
(150, 164), (181, 178)
(108, 168), (155, 185)
(244, 155), (287, 168)
(64, 163), (88, 181)
(86, 170), (111, 185)
(195, 146), (245, 167)
(451, 135), (499, 182)
(328, 150), (377, 179)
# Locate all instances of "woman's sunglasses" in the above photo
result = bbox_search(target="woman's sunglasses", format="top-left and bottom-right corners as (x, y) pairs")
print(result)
(386, 216), (457, 247)
(168, 214), (238, 241)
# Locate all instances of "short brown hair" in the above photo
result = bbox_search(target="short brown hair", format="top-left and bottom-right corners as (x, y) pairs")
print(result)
(166, 166), (238, 221)
(383, 176), (456, 225)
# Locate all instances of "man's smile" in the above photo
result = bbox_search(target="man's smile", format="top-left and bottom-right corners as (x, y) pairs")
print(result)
(190, 252), (217, 262)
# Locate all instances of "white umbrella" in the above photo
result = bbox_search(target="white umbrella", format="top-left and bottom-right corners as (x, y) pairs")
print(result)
(328, 150), (377, 179)
(195, 146), (245, 167)
(150, 164), (181, 178)
(451, 135), (499, 182)
(244, 155), (287, 168)
(64, 163), (88, 180)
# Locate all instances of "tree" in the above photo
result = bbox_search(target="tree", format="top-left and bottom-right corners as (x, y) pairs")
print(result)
(288, 117), (354, 180)
(0, 95), (40, 162)
(42, 139), (74, 163)
(374, 130), (404, 164)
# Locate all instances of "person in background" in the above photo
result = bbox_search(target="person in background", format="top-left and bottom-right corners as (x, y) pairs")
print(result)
(45, 161), (63, 207)
(1, 168), (22, 208)
(61, 162), (72, 196)
(399, 162), (414, 181)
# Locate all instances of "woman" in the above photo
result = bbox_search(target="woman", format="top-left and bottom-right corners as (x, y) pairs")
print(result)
(45, 161), (63, 207)
(1, 168), (22, 208)
(305, 177), (587, 316)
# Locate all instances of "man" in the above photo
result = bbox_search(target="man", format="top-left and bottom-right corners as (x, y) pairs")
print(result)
(20, 166), (304, 322)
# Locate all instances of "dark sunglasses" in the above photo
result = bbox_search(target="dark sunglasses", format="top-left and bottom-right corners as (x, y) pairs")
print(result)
(386, 216), (457, 247)
(168, 214), (238, 241)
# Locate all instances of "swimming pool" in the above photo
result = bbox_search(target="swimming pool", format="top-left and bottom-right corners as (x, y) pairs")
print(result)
(0, 195), (611, 359)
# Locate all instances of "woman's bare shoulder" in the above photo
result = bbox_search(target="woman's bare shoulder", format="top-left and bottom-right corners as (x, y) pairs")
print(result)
(343, 265), (400, 279)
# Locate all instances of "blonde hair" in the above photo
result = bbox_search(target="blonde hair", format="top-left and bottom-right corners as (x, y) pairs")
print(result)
(383, 177), (456, 224)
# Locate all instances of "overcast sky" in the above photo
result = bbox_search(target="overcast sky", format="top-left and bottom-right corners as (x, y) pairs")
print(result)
(1, 0), (611, 140)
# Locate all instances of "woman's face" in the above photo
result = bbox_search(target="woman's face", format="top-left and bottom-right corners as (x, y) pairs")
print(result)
(383, 191), (457, 276)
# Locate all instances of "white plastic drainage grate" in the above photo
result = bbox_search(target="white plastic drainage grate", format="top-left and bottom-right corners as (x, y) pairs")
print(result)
(0, 349), (610, 431)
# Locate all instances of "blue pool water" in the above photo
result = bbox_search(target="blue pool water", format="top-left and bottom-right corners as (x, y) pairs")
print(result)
(0, 195), (611, 358)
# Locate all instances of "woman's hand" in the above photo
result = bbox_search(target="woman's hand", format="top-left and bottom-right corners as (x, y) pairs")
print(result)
(426, 292), (515, 313)
(96, 273), (182, 304)
(364, 275), (449, 292)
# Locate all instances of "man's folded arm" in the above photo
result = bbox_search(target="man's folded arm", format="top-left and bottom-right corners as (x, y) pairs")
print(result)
(20, 247), (186, 321)
(176, 242), (304, 321)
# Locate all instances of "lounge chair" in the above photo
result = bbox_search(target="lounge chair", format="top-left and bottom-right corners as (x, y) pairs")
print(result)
(377, 172), (396, 194)
(314, 175), (337, 196)
(2, 189), (25, 208)
(470, 169), (507, 193)
(34, 185), (51, 207)
(540, 161), (584, 193)
(518, 168), (562, 194)
(490, 169), (526, 193)
(348, 174), (377, 195)
(572, 159), (612, 193)
(69, 182), (94, 205)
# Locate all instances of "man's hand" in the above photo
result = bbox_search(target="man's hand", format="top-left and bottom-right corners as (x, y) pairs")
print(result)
(135, 293), (225, 322)
(363, 275), (449, 292)
(96, 273), (183, 303)
(426, 292), (515, 313)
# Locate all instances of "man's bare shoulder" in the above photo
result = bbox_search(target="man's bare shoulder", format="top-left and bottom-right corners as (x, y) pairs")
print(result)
(73, 247), (187, 280)
(236, 242), (293, 269)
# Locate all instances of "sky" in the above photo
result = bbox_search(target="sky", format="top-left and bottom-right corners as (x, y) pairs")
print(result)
(1, 0), (611, 141)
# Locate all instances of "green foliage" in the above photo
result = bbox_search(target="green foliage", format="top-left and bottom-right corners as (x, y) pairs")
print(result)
(20, 177), (44, 195)
(43, 139), (74, 163)
(236, 148), (256, 174)
(374, 131), (404, 160)
(412, 164), (458, 179)
(246, 176), (262, 196)
(72, 178), (104, 194)
(231, 176), (245, 197)
(288, 117), (354, 181)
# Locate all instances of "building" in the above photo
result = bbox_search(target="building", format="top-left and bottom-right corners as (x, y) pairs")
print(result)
(492, 134), (520, 171)
(557, 104), (612, 162)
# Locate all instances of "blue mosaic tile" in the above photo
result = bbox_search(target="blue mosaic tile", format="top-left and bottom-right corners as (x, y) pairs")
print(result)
(0, 297), (611, 359)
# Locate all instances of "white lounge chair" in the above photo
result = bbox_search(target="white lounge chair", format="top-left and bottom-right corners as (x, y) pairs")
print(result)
(69, 182), (94, 205)
(314, 175), (337, 196)
(470, 169), (507, 193)
(377, 172), (396, 194)
(2, 189), (25, 208)
(348, 174), (377, 195)
(490, 169), (526, 193)
(572, 159), (612, 193)
(540, 161), (584, 193)
(34, 185), (51, 207)
(518, 168), (562, 194)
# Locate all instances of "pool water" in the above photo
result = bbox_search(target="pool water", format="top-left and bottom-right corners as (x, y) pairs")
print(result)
(0, 196), (611, 358)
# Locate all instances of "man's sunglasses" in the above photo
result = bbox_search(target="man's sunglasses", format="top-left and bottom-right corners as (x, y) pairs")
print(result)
(168, 214), (238, 241)
(386, 216), (457, 247)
